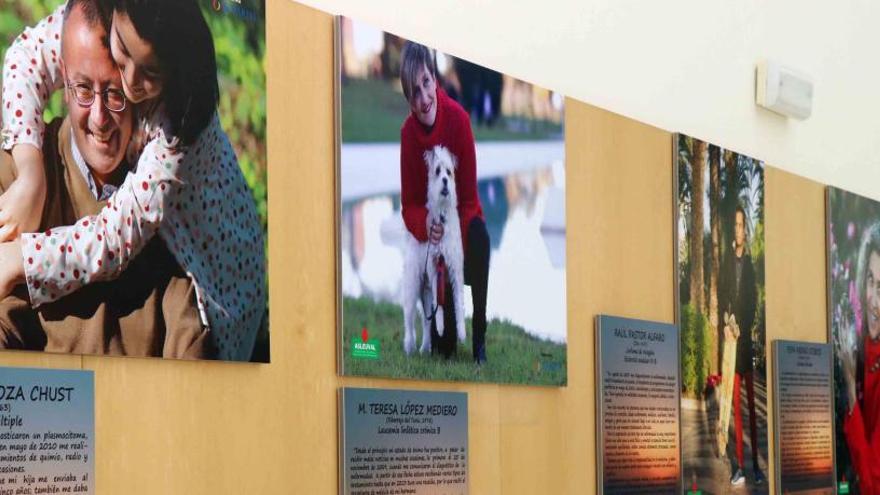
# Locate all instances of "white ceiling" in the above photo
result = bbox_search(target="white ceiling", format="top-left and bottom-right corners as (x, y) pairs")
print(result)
(296, 0), (880, 201)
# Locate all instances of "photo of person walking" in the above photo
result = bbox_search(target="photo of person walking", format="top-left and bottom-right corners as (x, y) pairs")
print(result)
(675, 134), (767, 494)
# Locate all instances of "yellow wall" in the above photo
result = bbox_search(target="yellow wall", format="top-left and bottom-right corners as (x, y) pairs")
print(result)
(0, 1), (831, 493)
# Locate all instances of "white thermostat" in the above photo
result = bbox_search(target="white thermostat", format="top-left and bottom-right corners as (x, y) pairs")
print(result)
(756, 60), (813, 120)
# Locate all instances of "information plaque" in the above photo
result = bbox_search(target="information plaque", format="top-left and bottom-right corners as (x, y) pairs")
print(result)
(772, 340), (834, 494)
(595, 315), (680, 494)
(0, 367), (94, 493)
(339, 387), (467, 495)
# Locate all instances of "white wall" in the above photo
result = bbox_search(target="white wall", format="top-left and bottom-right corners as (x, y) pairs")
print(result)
(297, 0), (880, 200)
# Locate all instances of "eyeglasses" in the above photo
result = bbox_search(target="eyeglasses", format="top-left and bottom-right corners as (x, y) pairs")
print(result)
(65, 80), (127, 113)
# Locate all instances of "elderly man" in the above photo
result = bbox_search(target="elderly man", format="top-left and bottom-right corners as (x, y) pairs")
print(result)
(0, 0), (209, 358)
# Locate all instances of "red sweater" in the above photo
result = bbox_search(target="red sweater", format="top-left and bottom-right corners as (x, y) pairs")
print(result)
(845, 336), (880, 494)
(400, 88), (483, 250)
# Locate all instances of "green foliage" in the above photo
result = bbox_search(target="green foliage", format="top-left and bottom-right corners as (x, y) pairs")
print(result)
(677, 134), (693, 214)
(751, 219), (765, 269)
(752, 285), (766, 373)
(750, 219), (766, 371)
(680, 304), (697, 394)
(680, 303), (710, 397)
(202, 2), (267, 234)
(342, 296), (567, 385)
(0, 1), (66, 121)
(342, 79), (411, 143)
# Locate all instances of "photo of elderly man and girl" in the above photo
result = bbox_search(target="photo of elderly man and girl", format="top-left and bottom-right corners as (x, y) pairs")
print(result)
(0, 0), (268, 362)
(337, 16), (567, 386)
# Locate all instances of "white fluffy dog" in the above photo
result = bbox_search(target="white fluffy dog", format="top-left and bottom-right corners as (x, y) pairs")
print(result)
(402, 145), (467, 355)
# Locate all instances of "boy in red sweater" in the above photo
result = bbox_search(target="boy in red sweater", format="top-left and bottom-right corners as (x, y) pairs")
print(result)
(399, 42), (490, 363)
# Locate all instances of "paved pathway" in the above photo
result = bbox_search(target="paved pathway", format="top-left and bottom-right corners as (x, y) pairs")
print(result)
(682, 374), (770, 495)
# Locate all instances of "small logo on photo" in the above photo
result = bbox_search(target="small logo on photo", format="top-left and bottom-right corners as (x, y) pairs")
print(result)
(541, 361), (563, 373)
(212, 0), (260, 23)
(351, 327), (380, 360)
(535, 352), (562, 373)
(534, 358), (562, 373)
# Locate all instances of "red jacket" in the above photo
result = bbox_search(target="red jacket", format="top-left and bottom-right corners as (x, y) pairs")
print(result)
(400, 88), (483, 250)
(845, 336), (880, 495)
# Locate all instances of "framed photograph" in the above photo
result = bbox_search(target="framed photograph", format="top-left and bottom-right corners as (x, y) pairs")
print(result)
(336, 16), (566, 385)
(674, 134), (768, 492)
(826, 186), (880, 495)
(0, 0), (267, 362)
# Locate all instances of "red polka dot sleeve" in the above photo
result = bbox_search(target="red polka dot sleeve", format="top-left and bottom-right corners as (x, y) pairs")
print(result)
(1, 4), (64, 151)
(23, 117), (267, 361)
(23, 135), (182, 305)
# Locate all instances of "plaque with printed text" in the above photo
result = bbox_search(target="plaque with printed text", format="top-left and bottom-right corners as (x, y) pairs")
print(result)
(0, 367), (94, 494)
(596, 315), (680, 494)
(772, 340), (834, 494)
(339, 387), (468, 495)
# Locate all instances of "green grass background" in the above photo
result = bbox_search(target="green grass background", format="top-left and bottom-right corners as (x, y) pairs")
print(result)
(341, 79), (564, 143)
(342, 296), (567, 386)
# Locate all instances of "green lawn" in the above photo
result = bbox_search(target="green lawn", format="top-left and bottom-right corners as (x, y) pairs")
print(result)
(341, 78), (564, 143)
(342, 296), (567, 386)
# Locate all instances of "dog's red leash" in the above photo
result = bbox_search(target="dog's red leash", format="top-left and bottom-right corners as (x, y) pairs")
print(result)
(423, 252), (446, 323)
(436, 255), (447, 307)
(424, 214), (448, 323)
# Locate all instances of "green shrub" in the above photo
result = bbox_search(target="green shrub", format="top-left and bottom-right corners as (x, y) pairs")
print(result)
(680, 304), (697, 395)
(680, 303), (710, 397)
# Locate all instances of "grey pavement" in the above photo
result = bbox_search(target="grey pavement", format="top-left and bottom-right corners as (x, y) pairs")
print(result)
(682, 374), (770, 495)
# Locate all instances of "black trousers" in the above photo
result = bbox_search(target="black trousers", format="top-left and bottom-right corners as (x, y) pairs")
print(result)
(431, 217), (490, 360)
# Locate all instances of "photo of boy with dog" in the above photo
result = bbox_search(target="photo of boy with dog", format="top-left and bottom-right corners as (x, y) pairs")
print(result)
(337, 17), (566, 385)
(676, 135), (768, 493)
